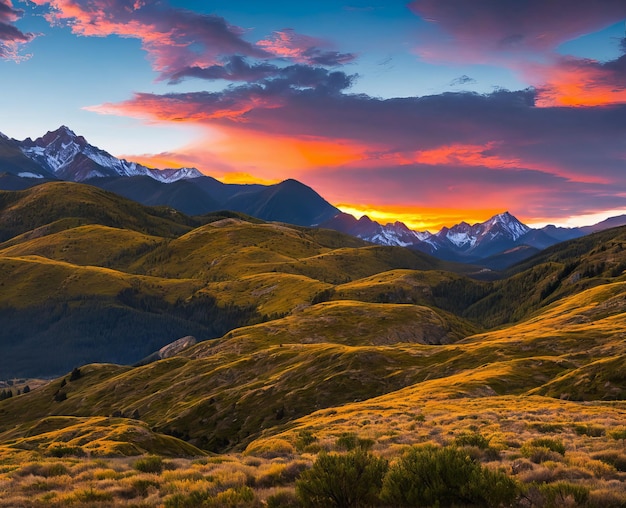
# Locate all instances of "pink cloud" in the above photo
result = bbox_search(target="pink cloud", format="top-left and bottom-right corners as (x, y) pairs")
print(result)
(0, 0), (35, 60)
(31, 0), (268, 79)
(257, 29), (356, 66)
(87, 83), (626, 224)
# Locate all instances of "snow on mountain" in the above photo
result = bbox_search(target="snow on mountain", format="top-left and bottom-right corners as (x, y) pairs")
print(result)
(18, 126), (203, 184)
(324, 209), (544, 264)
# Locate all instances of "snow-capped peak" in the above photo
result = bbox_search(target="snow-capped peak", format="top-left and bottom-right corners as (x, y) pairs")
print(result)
(482, 211), (530, 241)
(18, 126), (203, 184)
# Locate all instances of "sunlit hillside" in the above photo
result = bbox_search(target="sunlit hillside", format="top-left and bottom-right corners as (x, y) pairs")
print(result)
(1, 182), (625, 506)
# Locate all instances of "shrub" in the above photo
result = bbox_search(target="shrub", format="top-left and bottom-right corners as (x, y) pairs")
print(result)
(335, 432), (374, 452)
(212, 486), (255, 506)
(609, 427), (626, 441)
(266, 489), (300, 508)
(380, 445), (518, 507)
(454, 432), (491, 449)
(134, 455), (164, 474)
(165, 489), (212, 508)
(47, 445), (85, 457)
(592, 451), (626, 472)
(296, 449), (388, 507)
(131, 478), (161, 497)
(296, 429), (318, 452)
(73, 486), (114, 503)
(574, 424), (605, 437)
(521, 438), (566, 462)
(528, 438), (566, 455)
(245, 439), (295, 459)
(538, 481), (589, 508)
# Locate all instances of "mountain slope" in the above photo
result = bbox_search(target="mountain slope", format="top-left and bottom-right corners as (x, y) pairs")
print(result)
(0, 181), (195, 242)
(223, 178), (340, 226)
(0, 134), (55, 179)
(19, 126), (202, 183)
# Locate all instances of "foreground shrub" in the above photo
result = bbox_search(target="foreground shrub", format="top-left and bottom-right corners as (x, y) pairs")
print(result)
(296, 449), (388, 507)
(526, 438), (566, 455)
(335, 432), (375, 452)
(538, 481), (589, 507)
(266, 489), (300, 508)
(454, 432), (491, 449)
(521, 438), (566, 463)
(134, 455), (164, 474)
(380, 445), (518, 507)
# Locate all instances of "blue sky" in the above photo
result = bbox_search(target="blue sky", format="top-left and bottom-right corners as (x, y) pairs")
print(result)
(2, 0), (626, 229)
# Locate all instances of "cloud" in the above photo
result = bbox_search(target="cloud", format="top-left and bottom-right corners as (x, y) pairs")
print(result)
(89, 65), (357, 121)
(0, 0), (35, 60)
(449, 75), (476, 86)
(167, 56), (280, 84)
(31, 0), (269, 79)
(257, 29), (356, 66)
(90, 82), (626, 222)
(409, 0), (626, 60)
(527, 53), (626, 107)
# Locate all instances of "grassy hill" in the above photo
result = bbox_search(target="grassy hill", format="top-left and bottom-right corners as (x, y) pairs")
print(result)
(1, 182), (626, 506)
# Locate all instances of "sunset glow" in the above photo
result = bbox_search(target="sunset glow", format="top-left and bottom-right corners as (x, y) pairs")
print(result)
(3, 0), (626, 228)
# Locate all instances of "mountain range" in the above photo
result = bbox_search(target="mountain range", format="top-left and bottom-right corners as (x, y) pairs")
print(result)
(1, 126), (625, 268)
(1, 131), (626, 506)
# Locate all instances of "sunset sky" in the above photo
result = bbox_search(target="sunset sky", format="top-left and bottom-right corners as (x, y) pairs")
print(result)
(2, 1), (626, 230)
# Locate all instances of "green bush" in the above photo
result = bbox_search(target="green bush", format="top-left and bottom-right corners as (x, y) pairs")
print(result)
(47, 445), (85, 457)
(133, 455), (164, 474)
(296, 449), (388, 507)
(335, 432), (374, 451)
(538, 481), (589, 508)
(574, 424), (605, 437)
(530, 438), (565, 454)
(454, 432), (491, 449)
(521, 437), (566, 461)
(296, 429), (318, 452)
(165, 490), (212, 508)
(380, 445), (518, 507)
(266, 489), (300, 508)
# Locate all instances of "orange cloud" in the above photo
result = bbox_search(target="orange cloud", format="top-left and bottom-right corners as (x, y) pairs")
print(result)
(210, 127), (369, 172)
(86, 92), (284, 122)
(394, 142), (521, 169)
(528, 56), (626, 107)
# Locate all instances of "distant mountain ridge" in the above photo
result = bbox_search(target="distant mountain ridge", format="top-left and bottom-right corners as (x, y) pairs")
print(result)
(1, 125), (626, 267)
(322, 211), (626, 266)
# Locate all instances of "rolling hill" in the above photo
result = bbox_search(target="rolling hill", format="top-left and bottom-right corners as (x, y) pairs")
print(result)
(1, 181), (626, 506)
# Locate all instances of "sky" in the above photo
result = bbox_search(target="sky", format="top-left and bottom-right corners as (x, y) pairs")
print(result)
(2, 1), (626, 230)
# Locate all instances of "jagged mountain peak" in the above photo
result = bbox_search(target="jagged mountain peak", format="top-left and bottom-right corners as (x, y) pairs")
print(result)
(37, 125), (85, 146)
(482, 211), (530, 240)
(15, 126), (204, 184)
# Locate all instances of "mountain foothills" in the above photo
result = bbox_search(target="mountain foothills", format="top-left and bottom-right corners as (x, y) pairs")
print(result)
(0, 178), (625, 506)
(2, 126), (625, 268)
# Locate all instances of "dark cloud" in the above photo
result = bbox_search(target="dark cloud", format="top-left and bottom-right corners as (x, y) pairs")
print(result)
(409, 0), (626, 57)
(168, 56), (280, 84)
(449, 75), (476, 86)
(0, 0), (35, 59)
(301, 47), (356, 66)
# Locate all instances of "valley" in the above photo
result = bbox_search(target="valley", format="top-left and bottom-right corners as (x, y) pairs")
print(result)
(0, 182), (624, 506)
